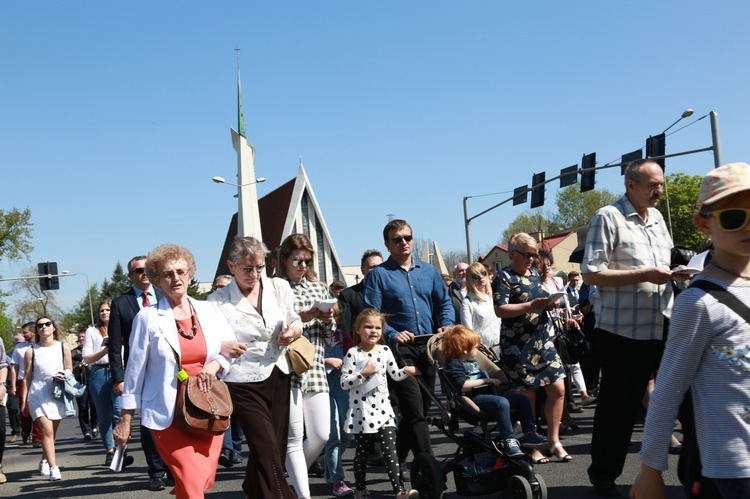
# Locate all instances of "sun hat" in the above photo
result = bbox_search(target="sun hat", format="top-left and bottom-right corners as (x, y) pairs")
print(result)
(697, 162), (750, 210)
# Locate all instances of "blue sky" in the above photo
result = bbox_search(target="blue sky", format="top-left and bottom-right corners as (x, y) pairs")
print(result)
(2, 1), (749, 313)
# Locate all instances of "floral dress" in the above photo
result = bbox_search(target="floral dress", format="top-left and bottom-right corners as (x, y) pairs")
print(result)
(492, 267), (565, 389)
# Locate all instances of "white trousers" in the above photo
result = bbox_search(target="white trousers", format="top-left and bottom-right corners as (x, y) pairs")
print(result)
(286, 387), (331, 498)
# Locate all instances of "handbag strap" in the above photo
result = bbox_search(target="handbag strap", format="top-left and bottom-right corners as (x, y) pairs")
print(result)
(689, 279), (750, 325)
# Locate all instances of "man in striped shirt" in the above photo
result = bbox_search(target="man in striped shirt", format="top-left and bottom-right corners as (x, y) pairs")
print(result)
(582, 159), (688, 497)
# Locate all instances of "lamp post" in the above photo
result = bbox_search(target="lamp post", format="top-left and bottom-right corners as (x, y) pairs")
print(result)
(61, 270), (95, 327)
(212, 176), (266, 238)
(658, 109), (694, 241)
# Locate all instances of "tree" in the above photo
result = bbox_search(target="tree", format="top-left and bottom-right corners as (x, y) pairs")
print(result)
(657, 173), (704, 252)
(0, 207), (33, 262)
(188, 277), (207, 300)
(100, 262), (132, 300)
(442, 250), (469, 270)
(61, 284), (101, 333)
(11, 267), (64, 324)
(552, 185), (618, 229)
(0, 298), (13, 352)
(500, 209), (557, 246)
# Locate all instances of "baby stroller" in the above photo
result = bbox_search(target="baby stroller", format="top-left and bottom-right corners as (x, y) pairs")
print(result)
(408, 331), (547, 499)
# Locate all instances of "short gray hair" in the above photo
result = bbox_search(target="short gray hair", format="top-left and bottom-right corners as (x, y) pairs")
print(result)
(624, 159), (659, 183)
(229, 237), (269, 264)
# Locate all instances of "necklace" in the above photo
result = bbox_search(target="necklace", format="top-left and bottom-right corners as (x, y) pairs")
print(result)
(175, 302), (198, 339)
(710, 261), (750, 281)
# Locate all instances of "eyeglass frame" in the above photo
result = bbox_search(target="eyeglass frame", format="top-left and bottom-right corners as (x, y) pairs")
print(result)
(390, 234), (414, 245)
(702, 208), (750, 232)
(292, 259), (314, 267)
(512, 249), (539, 259)
(36, 321), (53, 329)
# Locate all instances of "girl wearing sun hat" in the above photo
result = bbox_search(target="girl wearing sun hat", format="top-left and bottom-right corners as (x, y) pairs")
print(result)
(631, 162), (750, 499)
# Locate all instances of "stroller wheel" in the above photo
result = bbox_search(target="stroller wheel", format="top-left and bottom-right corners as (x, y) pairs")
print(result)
(507, 474), (533, 499)
(411, 453), (444, 499)
(532, 473), (548, 499)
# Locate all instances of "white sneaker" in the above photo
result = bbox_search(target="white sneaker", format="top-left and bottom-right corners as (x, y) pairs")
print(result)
(39, 459), (50, 476)
(50, 466), (62, 481)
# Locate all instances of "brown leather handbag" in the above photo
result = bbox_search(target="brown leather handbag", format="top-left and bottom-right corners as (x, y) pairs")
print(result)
(174, 376), (232, 435)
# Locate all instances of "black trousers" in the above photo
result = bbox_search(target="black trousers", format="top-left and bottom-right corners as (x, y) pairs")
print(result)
(392, 337), (436, 462)
(228, 367), (295, 499)
(141, 424), (168, 479)
(587, 328), (665, 484)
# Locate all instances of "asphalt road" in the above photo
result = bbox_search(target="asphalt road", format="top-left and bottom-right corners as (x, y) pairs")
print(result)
(1, 401), (687, 498)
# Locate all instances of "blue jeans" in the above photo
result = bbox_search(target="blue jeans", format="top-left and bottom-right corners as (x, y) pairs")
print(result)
(222, 415), (244, 457)
(325, 371), (353, 482)
(88, 365), (121, 451)
(473, 389), (535, 440)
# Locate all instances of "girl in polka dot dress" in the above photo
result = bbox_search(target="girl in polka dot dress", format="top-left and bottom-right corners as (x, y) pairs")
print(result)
(341, 308), (421, 499)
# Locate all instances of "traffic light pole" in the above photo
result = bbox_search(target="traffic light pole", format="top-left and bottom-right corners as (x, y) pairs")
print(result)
(462, 110), (723, 264)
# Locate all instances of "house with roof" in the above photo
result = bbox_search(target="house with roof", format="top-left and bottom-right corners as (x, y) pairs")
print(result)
(479, 230), (581, 278)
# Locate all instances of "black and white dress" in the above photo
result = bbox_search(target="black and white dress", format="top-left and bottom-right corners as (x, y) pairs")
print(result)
(341, 345), (409, 434)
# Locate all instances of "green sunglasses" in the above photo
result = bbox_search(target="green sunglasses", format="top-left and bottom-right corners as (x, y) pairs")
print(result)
(702, 208), (750, 232)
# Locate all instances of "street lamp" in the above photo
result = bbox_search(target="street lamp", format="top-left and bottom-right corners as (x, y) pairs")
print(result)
(662, 109), (694, 134)
(62, 270), (95, 327)
(211, 176), (266, 187)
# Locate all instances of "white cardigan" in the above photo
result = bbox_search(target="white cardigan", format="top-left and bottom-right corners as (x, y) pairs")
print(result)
(120, 296), (235, 430)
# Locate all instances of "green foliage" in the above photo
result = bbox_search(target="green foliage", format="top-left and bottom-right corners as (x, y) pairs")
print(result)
(61, 284), (101, 333)
(552, 185), (618, 229)
(0, 207), (33, 262)
(0, 298), (14, 352)
(657, 173), (704, 251)
(188, 277), (207, 300)
(501, 209), (557, 246)
(100, 262), (132, 300)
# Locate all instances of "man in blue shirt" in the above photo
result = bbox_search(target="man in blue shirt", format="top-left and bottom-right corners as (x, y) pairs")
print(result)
(364, 219), (454, 472)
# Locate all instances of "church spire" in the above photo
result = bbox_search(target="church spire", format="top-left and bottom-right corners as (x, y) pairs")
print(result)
(235, 47), (246, 138)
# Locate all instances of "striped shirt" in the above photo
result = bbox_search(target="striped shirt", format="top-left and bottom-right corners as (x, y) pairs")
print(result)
(639, 276), (750, 479)
(286, 277), (335, 393)
(582, 195), (674, 340)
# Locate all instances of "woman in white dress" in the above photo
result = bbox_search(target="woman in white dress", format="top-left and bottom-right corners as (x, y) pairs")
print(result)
(21, 316), (72, 481)
(460, 262), (501, 358)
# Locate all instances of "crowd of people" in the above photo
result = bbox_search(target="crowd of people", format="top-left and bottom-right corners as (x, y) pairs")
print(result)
(1, 160), (749, 498)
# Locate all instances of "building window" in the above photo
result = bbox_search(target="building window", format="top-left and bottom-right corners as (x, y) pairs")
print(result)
(316, 218), (326, 283)
(301, 196), (310, 237)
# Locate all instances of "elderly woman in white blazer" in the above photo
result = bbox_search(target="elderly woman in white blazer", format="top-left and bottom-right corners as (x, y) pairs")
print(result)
(207, 236), (302, 499)
(114, 244), (244, 499)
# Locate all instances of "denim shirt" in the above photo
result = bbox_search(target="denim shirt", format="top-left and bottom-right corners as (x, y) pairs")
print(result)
(363, 256), (454, 343)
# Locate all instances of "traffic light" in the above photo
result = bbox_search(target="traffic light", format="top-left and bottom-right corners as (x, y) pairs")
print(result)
(560, 165), (578, 188)
(513, 186), (528, 206)
(580, 153), (596, 192)
(646, 133), (666, 170)
(530, 172), (546, 208)
(38, 262), (59, 291)
(621, 150), (643, 175)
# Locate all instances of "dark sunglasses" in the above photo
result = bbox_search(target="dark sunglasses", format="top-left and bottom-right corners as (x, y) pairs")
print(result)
(390, 235), (414, 244)
(471, 271), (488, 280)
(36, 321), (53, 329)
(240, 265), (265, 273)
(703, 208), (750, 232)
(131, 267), (146, 274)
(513, 250), (539, 259)
(292, 259), (313, 267)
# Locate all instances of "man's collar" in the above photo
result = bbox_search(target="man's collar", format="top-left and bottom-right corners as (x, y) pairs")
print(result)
(384, 256), (420, 270)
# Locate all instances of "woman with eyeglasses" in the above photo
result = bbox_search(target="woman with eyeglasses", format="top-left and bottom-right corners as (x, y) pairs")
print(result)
(82, 299), (124, 466)
(21, 316), (72, 481)
(113, 243), (245, 498)
(208, 236), (302, 498)
(492, 232), (570, 464)
(460, 262), (502, 358)
(276, 233), (335, 499)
